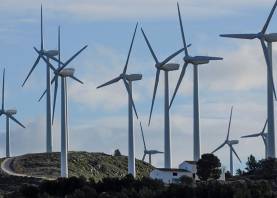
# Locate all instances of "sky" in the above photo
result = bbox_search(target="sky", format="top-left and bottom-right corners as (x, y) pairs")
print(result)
(0, 0), (277, 172)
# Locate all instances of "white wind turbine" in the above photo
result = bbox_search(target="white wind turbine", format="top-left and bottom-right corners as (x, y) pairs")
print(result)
(212, 107), (241, 176)
(42, 26), (87, 178)
(241, 120), (268, 158)
(141, 27), (185, 169)
(97, 23), (141, 177)
(220, 0), (277, 158)
(139, 122), (163, 165)
(0, 69), (25, 157)
(22, 5), (59, 153)
(170, 2), (223, 162)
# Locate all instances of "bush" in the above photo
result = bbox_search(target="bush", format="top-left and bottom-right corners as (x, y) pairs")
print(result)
(114, 149), (122, 156)
(245, 155), (259, 174)
(179, 175), (194, 186)
(197, 153), (221, 181)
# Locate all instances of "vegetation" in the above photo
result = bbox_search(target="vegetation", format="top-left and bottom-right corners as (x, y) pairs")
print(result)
(2, 153), (277, 197)
(236, 155), (277, 180)
(6, 175), (276, 198)
(245, 155), (259, 173)
(196, 153), (221, 181)
(10, 152), (153, 181)
(113, 149), (122, 157)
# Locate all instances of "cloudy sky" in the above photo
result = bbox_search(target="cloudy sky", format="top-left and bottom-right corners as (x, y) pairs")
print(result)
(0, 0), (277, 172)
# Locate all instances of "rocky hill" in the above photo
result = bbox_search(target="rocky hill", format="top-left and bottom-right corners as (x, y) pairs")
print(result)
(6, 151), (154, 181)
(0, 151), (154, 195)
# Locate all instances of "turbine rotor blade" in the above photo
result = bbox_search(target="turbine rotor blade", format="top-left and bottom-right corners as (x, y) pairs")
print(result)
(262, 119), (268, 133)
(160, 48), (185, 66)
(148, 69), (160, 126)
(141, 28), (159, 64)
(220, 34), (257, 40)
(212, 142), (226, 153)
(241, 133), (261, 138)
(52, 76), (58, 124)
(169, 62), (188, 108)
(123, 23), (138, 74)
(123, 79), (138, 119)
(9, 115), (25, 128)
(230, 145), (241, 163)
(226, 106), (233, 140)
(69, 75), (84, 84)
(58, 26), (61, 68)
(22, 55), (41, 87)
(1, 69), (5, 111)
(262, 0), (277, 33)
(142, 153), (146, 161)
(97, 76), (121, 89)
(260, 40), (277, 100)
(40, 4), (43, 50)
(38, 89), (47, 102)
(262, 135), (267, 146)
(59, 45), (88, 71)
(139, 121), (147, 150)
(177, 2), (188, 56)
(33, 47), (56, 72)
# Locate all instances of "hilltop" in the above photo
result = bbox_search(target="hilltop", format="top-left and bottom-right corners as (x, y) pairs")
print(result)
(0, 151), (154, 195)
(5, 151), (154, 180)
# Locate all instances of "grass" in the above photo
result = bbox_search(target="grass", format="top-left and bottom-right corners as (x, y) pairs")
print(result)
(10, 151), (154, 181)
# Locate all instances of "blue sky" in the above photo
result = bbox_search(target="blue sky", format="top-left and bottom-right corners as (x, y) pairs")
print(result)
(0, 0), (277, 172)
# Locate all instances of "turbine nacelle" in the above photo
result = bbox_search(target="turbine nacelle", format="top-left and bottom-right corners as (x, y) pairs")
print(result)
(59, 68), (75, 77)
(265, 33), (277, 42)
(184, 56), (209, 65)
(228, 140), (239, 145)
(126, 74), (142, 81)
(6, 109), (17, 115)
(161, 63), (180, 71)
(44, 50), (59, 57)
(146, 150), (164, 154)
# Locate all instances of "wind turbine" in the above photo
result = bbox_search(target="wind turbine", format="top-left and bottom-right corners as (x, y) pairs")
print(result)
(141, 28), (185, 169)
(0, 69), (25, 157)
(139, 122), (163, 165)
(22, 5), (59, 153)
(220, 0), (277, 158)
(41, 26), (87, 178)
(170, 2), (223, 162)
(241, 120), (268, 158)
(212, 107), (241, 176)
(97, 23), (141, 177)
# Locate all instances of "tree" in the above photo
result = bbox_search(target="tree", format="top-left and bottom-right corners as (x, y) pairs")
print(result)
(245, 155), (258, 174)
(236, 169), (244, 176)
(258, 158), (276, 179)
(197, 153), (222, 181)
(114, 149), (122, 156)
(225, 171), (232, 179)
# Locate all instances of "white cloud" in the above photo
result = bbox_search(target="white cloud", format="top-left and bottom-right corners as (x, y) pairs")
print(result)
(0, 0), (275, 21)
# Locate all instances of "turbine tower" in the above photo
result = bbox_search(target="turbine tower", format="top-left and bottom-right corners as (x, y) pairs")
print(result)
(0, 69), (25, 157)
(22, 5), (59, 153)
(141, 28), (184, 168)
(212, 106), (241, 176)
(42, 26), (87, 178)
(170, 2), (223, 162)
(97, 23), (141, 177)
(241, 120), (268, 158)
(220, 0), (277, 158)
(139, 122), (163, 165)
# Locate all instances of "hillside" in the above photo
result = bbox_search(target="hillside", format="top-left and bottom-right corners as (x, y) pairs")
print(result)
(6, 151), (154, 181)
